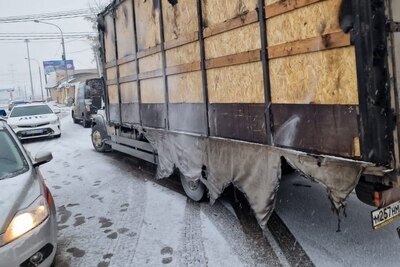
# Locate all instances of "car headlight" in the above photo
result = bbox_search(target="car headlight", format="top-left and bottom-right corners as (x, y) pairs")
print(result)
(1, 196), (49, 246)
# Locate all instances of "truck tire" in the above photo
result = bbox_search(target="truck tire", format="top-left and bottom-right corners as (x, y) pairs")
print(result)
(91, 124), (111, 152)
(180, 172), (206, 202)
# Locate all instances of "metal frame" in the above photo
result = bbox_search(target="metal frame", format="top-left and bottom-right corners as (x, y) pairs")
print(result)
(111, 8), (123, 126)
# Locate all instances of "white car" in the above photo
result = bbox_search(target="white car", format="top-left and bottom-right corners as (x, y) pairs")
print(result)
(7, 103), (61, 140)
(0, 121), (57, 267)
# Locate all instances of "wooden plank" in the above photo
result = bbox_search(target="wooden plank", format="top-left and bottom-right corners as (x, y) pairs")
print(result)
(165, 62), (201, 76)
(138, 69), (163, 80)
(119, 74), (138, 84)
(265, 0), (324, 18)
(205, 49), (260, 70)
(164, 32), (199, 50)
(203, 10), (258, 38)
(105, 60), (117, 68)
(107, 79), (118, 86)
(117, 54), (136, 65)
(268, 31), (351, 59)
(137, 45), (162, 59)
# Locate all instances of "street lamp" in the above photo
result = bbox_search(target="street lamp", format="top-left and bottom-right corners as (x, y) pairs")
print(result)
(34, 20), (69, 84)
(25, 58), (45, 100)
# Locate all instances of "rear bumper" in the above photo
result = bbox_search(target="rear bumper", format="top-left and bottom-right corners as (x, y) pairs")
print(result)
(0, 212), (57, 267)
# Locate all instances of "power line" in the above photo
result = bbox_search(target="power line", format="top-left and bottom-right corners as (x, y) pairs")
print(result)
(0, 9), (93, 23)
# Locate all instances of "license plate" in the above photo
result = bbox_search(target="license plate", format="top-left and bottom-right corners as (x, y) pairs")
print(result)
(28, 129), (44, 135)
(371, 200), (400, 230)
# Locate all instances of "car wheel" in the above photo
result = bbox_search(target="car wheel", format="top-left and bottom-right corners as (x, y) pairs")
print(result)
(72, 112), (79, 124)
(91, 124), (111, 152)
(83, 119), (91, 128)
(180, 172), (207, 202)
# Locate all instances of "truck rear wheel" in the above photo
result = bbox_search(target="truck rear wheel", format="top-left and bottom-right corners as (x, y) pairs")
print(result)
(72, 112), (79, 124)
(180, 173), (206, 202)
(91, 124), (111, 152)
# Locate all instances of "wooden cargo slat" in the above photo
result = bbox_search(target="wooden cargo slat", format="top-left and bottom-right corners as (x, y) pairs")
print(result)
(265, 0), (324, 18)
(138, 69), (163, 81)
(164, 32), (198, 50)
(205, 50), (260, 70)
(117, 54), (136, 66)
(137, 45), (162, 59)
(268, 31), (351, 59)
(165, 62), (201, 76)
(119, 74), (137, 84)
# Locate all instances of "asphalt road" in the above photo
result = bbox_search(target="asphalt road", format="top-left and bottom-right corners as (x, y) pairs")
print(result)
(23, 114), (400, 267)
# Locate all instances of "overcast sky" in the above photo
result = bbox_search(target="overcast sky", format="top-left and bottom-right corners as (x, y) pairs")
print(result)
(0, 0), (110, 98)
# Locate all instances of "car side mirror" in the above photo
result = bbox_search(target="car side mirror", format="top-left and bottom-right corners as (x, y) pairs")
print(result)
(33, 151), (53, 167)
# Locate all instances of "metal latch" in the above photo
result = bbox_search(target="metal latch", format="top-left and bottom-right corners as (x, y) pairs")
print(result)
(387, 21), (400, 32)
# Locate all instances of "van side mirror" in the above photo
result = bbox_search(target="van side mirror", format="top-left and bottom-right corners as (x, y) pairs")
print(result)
(33, 151), (53, 167)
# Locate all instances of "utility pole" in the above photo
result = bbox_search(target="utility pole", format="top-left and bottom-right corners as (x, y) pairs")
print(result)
(26, 58), (45, 101)
(25, 39), (35, 100)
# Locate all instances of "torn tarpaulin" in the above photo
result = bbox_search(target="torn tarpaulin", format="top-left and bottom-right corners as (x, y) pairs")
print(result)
(143, 128), (371, 230)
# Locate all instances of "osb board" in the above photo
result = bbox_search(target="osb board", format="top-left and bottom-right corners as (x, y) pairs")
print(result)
(106, 67), (117, 81)
(140, 77), (165, 104)
(205, 22), (260, 59)
(267, 0), (342, 46)
(269, 46), (359, 105)
(119, 61), (137, 78)
(120, 82), (138, 103)
(139, 52), (162, 73)
(115, 0), (136, 58)
(107, 85), (119, 104)
(202, 0), (258, 26)
(168, 71), (203, 103)
(207, 61), (265, 103)
(135, 0), (161, 50)
(104, 14), (116, 63)
(162, 0), (198, 42)
(166, 42), (200, 67)
(393, 0), (400, 20)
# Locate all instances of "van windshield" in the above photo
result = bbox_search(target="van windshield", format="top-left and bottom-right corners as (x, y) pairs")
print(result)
(10, 105), (53, 117)
(0, 129), (29, 180)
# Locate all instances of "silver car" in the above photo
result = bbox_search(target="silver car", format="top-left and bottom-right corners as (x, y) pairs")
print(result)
(0, 120), (57, 267)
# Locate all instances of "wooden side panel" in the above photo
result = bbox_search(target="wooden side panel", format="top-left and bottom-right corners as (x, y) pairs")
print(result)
(119, 61), (136, 78)
(168, 71), (203, 103)
(106, 67), (117, 81)
(207, 62), (264, 104)
(139, 53), (163, 73)
(120, 82), (139, 124)
(104, 14), (116, 63)
(266, 0), (342, 46)
(269, 47), (359, 105)
(166, 42), (200, 67)
(115, 0), (136, 58)
(202, 0), (258, 26)
(120, 82), (138, 103)
(134, 0), (161, 50)
(107, 84), (120, 122)
(205, 23), (260, 59)
(162, 0), (198, 41)
(141, 78), (165, 104)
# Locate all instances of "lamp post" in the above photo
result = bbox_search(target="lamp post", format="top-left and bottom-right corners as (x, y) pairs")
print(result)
(34, 20), (68, 83)
(24, 39), (35, 100)
(25, 58), (45, 100)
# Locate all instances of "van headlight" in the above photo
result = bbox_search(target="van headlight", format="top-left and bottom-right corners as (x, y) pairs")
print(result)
(1, 196), (49, 246)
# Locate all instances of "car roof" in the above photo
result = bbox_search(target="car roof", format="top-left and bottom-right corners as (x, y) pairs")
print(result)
(12, 103), (50, 108)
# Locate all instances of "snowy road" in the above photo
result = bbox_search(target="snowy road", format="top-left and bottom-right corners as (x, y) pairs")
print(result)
(23, 114), (400, 267)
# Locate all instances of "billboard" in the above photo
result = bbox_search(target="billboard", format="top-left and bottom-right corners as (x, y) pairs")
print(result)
(43, 60), (75, 75)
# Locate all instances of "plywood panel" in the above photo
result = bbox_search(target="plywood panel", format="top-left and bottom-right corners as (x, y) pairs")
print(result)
(120, 82), (138, 103)
(107, 85), (119, 104)
(269, 46), (359, 105)
(141, 77), (165, 104)
(202, 0), (258, 26)
(207, 62), (264, 103)
(115, 0), (136, 58)
(135, 0), (161, 50)
(205, 22), (260, 59)
(168, 71), (203, 103)
(166, 42), (200, 67)
(119, 61), (137, 78)
(104, 14), (116, 63)
(106, 67), (117, 81)
(139, 52), (162, 73)
(162, 0), (198, 42)
(267, 0), (342, 46)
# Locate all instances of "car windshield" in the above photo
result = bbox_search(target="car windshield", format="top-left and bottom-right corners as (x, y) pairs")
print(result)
(0, 128), (29, 180)
(10, 105), (53, 117)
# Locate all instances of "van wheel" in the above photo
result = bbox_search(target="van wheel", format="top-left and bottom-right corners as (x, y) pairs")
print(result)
(72, 112), (79, 124)
(91, 124), (111, 152)
(180, 173), (206, 202)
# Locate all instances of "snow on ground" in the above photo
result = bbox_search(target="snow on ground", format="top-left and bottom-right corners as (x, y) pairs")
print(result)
(23, 113), (400, 267)
(275, 173), (400, 267)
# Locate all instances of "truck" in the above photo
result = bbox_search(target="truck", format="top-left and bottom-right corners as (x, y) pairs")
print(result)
(93, 0), (400, 231)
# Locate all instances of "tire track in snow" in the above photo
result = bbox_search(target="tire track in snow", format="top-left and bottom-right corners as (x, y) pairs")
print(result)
(179, 199), (208, 267)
